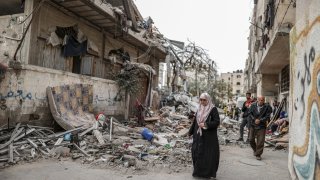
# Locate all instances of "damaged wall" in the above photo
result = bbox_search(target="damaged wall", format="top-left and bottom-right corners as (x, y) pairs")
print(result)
(0, 65), (124, 126)
(29, 3), (159, 76)
(0, 15), (23, 66)
(289, 0), (320, 179)
(0, 0), (163, 125)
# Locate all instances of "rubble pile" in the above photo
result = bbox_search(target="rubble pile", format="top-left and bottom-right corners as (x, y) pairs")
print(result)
(219, 113), (289, 150)
(0, 107), (194, 173)
(265, 126), (289, 150)
(218, 115), (243, 146)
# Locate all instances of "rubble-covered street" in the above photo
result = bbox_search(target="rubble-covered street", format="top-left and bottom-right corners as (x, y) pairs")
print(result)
(0, 143), (289, 180)
(0, 106), (290, 179)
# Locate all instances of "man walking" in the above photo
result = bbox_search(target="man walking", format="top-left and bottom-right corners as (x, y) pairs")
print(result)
(237, 92), (253, 142)
(248, 96), (272, 160)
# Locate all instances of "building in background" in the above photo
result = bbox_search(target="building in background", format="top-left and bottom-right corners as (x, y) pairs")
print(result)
(219, 70), (244, 103)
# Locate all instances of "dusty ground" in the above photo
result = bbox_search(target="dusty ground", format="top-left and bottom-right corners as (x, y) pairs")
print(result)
(0, 145), (290, 180)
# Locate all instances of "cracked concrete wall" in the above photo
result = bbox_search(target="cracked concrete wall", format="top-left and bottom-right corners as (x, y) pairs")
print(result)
(0, 65), (124, 126)
(0, 15), (24, 66)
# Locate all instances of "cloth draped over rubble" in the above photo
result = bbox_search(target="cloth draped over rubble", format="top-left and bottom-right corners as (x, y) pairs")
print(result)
(47, 84), (95, 130)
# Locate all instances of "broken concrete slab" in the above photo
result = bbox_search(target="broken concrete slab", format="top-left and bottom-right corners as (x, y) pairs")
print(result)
(50, 147), (70, 157)
(152, 135), (168, 146)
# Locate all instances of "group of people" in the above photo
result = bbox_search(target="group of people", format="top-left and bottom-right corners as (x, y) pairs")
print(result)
(223, 105), (241, 120)
(188, 92), (273, 179)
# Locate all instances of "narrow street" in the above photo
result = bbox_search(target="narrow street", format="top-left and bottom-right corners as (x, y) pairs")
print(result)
(0, 0), (319, 179)
(0, 144), (289, 180)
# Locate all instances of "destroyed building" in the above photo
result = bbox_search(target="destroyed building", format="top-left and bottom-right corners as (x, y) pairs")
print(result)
(0, 0), (168, 126)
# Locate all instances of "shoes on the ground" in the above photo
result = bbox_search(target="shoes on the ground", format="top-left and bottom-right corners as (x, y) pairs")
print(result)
(256, 156), (262, 160)
(236, 138), (243, 141)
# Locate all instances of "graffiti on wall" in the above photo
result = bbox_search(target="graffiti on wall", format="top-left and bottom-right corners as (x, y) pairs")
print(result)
(290, 15), (320, 179)
(0, 75), (33, 111)
(94, 90), (116, 106)
(294, 47), (315, 120)
(0, 90), (33, 111)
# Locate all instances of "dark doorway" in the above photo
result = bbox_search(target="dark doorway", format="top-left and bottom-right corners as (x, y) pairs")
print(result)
(72, 56), (82, 74)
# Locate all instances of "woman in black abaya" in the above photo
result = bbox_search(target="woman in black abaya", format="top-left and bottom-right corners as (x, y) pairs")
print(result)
(189, 93), (220, 179)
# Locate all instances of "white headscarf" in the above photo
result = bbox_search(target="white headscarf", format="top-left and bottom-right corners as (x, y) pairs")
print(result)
(196, 93), (214, 136)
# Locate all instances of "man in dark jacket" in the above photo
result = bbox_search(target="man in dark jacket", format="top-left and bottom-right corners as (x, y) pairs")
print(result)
(248, 96), (272, 160)
(237, 92), (253, 142)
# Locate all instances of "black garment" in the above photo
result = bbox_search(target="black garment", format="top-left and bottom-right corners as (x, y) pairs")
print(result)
(271, 124), (278, 133)
(63, 35), (87, 57)
(55, 25), (78, 39)
(248, 102), (272, 129)
(188, 107), (220, 178)
(262, 34), (270, 49)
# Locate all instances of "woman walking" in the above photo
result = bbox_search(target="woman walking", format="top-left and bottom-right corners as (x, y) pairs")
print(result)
(189, 93), (220, 179)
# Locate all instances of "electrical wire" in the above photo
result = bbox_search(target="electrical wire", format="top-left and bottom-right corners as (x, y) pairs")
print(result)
(277, 0), (293, 31)
(19, 0), (46, 24)
(13, 0), (46, 61)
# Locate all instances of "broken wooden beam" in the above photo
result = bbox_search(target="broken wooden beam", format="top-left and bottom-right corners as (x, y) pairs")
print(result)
(38, 139), (50, 153)
(14, 128), (35, 142)
(49, 127), (83, 139)
(13, 149), (20, 156)
(10, 123), (21, 139)
(54, 138), (64, 146)
(79, 126), (95, 137)
(0, 158), (9, 162)
(109, 117), (113, 141)
(144, 116), (160, 122)
(72, 143), (89, 157)
(0, 127), (23, 150)
(27, 138), (38, 149)
(0, 133), (11, 142)
(265, 141), (276, 147)
(93, 129), (105, 145)
(8, 143), (13, 163)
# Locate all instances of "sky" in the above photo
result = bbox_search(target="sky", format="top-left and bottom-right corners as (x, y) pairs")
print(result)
(134, 0), (253, 74)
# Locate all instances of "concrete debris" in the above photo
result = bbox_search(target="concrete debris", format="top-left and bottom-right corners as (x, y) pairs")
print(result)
(0, 107), (288, 172)
(0, 103), (194, 171)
